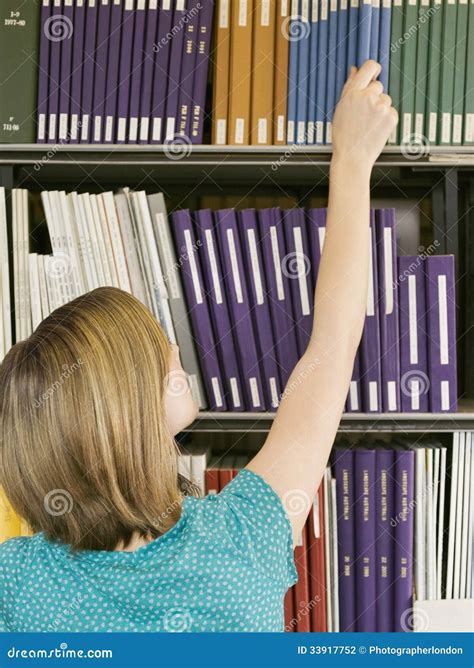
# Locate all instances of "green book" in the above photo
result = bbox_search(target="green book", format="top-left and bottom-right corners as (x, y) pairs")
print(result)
(413, 0), (431, 141)
(452, 0), (469, 144)
(438, 0), (458, 144)
(400, 0), (419, 143)
(388, 0), (405, 144)
(0, 0), (40, 143)
(426, 0), (443, 143)
(463, 0), (474, 143)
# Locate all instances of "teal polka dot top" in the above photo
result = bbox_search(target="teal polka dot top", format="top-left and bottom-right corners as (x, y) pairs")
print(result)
(0, 470), (298, 632)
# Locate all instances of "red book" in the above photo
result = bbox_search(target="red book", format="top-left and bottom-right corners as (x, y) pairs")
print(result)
(293, 524), (311, 632)
(308, 485), (327, 631)
(218, 468), (233, 490)
(205, 468), (219, 495)
(284, 589), (294, 631)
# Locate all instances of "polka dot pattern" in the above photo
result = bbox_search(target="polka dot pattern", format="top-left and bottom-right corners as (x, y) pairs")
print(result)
(0, 469), (298, 632)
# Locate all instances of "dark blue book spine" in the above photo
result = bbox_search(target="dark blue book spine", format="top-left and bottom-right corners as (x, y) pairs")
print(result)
(91, 0), (112, 143)
(369, 0), (380, 60)
(282, 208), (314, 356)
(357, 0), (372, 66)
(346, 0), (358, 74)
(176, 0), (200, 139)
(58, 0), (75, 141)
(257, 208), (300, 388)
(215, 208), (266, 411)
(171, 209), (227, 411)
(116, 0), (135, 142)
(325, 0), (338, 143)
(333, 449), (356, 631)
(193, 208), (245, 411)
(354, 449), (377, 631)
(150, 0), (173, 143)
(103, 0), (124, 143)
(47, 0), (64, 141)
(37, 0), (53, 142)
(393, 449), (415, 631)
(138, 0), (159, 143)
(69, 0), (87, 142)
(375, 449), (395, 631)
(286, 0), (300, 143)
(306, 207), (325, 290)
(80, 0), (99, 141)
(239, 208), (283, 410)
(335, 0), (349, 104)
(128, 0), (147, 142)
(307, 1), (319, 144)
(296, 0), (311, 144)
(315, 0), (329, 143)
(378, 0), (391, 91)
(164, 0), (187, 142)
(190, 0), (214, 143)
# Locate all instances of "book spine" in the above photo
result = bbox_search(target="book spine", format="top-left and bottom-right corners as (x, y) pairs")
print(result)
(425, 255), (457, 411)
(335, 0), (349, 104)
(325, 0), (338, 143)
(452, 0), (469, 144)
(138, 0), (159, 143)
(164, 0), (187, 142)
(212, 0), (231, 144)
(47, 0), (64, 142)
(464, 0), (474, 143)
(215, 208), (266, 410)
(387, 0), (403, 143)
(115, 0), (135, 143)
(354, 450), (377, 631)
(190, 0), (215, 143)
(204, 467), (219, 494)
(193, 208), (245, 411)
(346, 0), (359, 75)
(315, 0), (328, 143)
(150, 0), (173, 143)
(378, 0), (391, 92)
(439, 0), (457, 144)
(357, 0), (372, 66)
(375, 449), (395, 631)
(306, 0), (318, 144)
(413, 0), (430, 141)
(376, 209), (400, 411)
(69, 0), (87, 142)
(308, 484), (327, 631)
(284, 589), (295, 630)
(37, 1), (53, 143)
(296, 0), (311, 144)
(176, 0), (200, 140)
(333, 449), (356, 631)
(286, 0), (300, 144)
(91, 0), (112, 143)
(127, 0), (147, 143)
(369, 0), (380, 60)
(171, 209), (227, 410)
(273, 0), (290, 144)
(58, 0), (75, 141)
(398, 255), (430, 411)
(399, 0), (418, 143)
(239, 209), (282, 409)
(102, 0), (124, 143)
(80, 0), (99, 142)
(250, 0), (276, 145)
(425, 0), (443, 144)
(293, 527), (311, 632)
(393, 449), (415, 631)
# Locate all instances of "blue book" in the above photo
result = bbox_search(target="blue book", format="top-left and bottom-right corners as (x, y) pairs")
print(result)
(357, 0), (372, 66)
(91, 0), (112, 143)
(58, 0), (75, 141)
(296, 0), (311, 143)
(378, 0), (391, 91)
(138, 0), (160, 143)
(116, 0), (136, 143)
(335, 0), (349, 105)
(287, 0), (300, 143)
(80, 0), (99, 142)
(346, 0), (359, 75)
(37, 0), (52, 142)
(369, 0), (380, 61)
(325, 0), (339, 143)
(103, 0), (125, 143)
(315, 0), (329, 143)
(307, 0), (319, 144)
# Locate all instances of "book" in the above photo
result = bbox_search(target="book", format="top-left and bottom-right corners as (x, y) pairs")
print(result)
(190, 0), (215, 143)
(286, 0), (299, 143)
(335, 0), (349, 104)
(399, 0), (418, 143)
(116, 0), (135, 142)
(346, 0), (359, 76)
(228, 0), (253, 144)
(375, 448), (395, 631)
(176, 0), (201, 140)
(357, 0), (372, 67)
(149, 0), (173, 143)
(308, 485), (327, 631)
(393, 448), (415, 631)
(274, 0), (291, 144)
(80, 0), (99, 142)
(369, 0), (380, 61)
(426, 0), (443, 144)
(413, 0), (430, 142)
(306, 0), (318, 144)
(91, 0), (112, 143)
(315, 0), (329, 143)
(452, 0), (469, 144)
(354, 449), (376, 631)
(128, 0), (148, 143)
(387, 0), (403, 143)
(0, 188), (12, 359)
(211, 0), (231, 144)
(137, 0), (159, 143)
(296, 0), (311, 144)
(47, 0), (64, 142)
(438, 0), (457, 144)
(250, 0), (276, 145)
(293, 527), (311, 631)
(70, 0), (87, 142)
(325, 0), (338, 143)
(37, 0), (53, 143)
(464, 0), (474, 143)
(378, 0), (391, 91)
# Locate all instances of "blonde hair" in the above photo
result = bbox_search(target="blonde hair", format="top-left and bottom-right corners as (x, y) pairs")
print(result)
(0, 287), (184, 551)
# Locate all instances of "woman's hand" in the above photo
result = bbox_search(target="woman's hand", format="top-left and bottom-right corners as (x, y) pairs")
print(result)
(331, 60), (398, 173)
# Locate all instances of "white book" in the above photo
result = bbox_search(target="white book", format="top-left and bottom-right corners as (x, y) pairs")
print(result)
(114, 192), (148, 302)
(466, 434), (474, 598)
(436, 447), (447, 599)
(445, 432), (460, 599)
(42, 191), (71, 306)
(28, 254), (42, 331)
(95, 193), (120, 288)
(37, 254), (50, 320)
(89, 194), (114, 286)
(68, 193), (97, 292)
(330, 477), (339, 632)
(81, 194), (107, 287)
(431, 446), (440, 598)
(16, 190), (31, 339)
(77, 194), (101, 289)
(459, 434), (472, 598)
(323, 468), (333, 632)
(101, 192), (132, 292)
(44, 256), (62, 312)
(415, 448), (426, 600)
(413, 599), (474, 632)
(425, 448), (435, 599)
(0, 187), (12, 358)
(190, 447), (210, 496)
(58, 190), (86, 296)
(453, 433), (466, 599)
(50, 191), (75, 303)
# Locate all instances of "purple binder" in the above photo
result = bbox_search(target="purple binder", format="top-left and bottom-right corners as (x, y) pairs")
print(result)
(163, 0), (187, 141)
(393, 449), (414, 631)
(171, 209), (227, 411)
(37, 0), (52, 142)
(425, 255), (457, 412)
(376, 208), (400, 411)
(354, 449), (376, 631)
(375, 448), (395, 631)
(360, 210), (382, 412)
(398, 255), (430, 412)
(91, 0), (112, 143)
(257, 208), (300, 388)
(190, 0), (215, 143)
(138, 0), (160, 143)
(47, 0), (65, 142)
(239, 208), (283, 410)
(149, 0), (173, 143)
(176, 0), (200, 139)
(306, 207), (325, 291)
(193, 209), (245, 411)
(127, 0), (147, 142)
(333, 448), (356, 632)
(215, 209), (266, 411)
(80, 0), (99, 142)
(57, 0), (75, 141)
(69, 0), (87, 143)
(115, 0), (136, 142)
(103, 0), (125, 143)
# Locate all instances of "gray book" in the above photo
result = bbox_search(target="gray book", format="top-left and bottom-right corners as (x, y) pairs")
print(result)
(147, 193), (206, 410)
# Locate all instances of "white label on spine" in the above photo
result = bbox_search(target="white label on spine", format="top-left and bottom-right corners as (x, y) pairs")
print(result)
(140, 117), (149, 141)
(152, 118), (162, 142)
(162, 0), (171, 9)
(315, 121), (324, 143)
(330, 0), (337, 10)
(382, 0), (390, 6)
(216, 119), (227, 144)
(466, 114), (474, 142)
(149, 0), (157, 8)
(137, 0), (146, 8)
(411, 380), (420, 410)
(249, 378), (261, 408)
(441, 113), (451, 144)
(94, 116), (102, 142)
(87, 0), (95, 5)
(211, 377), (223, 407)
(220, 0), (230, 27)
(321, 0), (328, 20)
(349, 381), (359, 410)
(369, 381), (378, 411)
(270, 227), (285, 300)
(59, 114), (69, 140)
(438, 275), (448, 365)
(70, 114), (78, 140)
(238, 0), (248, 26)
(177, 0), (185, 10)
(326, 122), (332, 144)
(77, 0), (84, 5)
(188, 374), (202, 407)
(38, 114), (46, 141)
(166, 117), (175, 141)
(184, 229), (203, 304)
(281, 0), (289, 16)
(340, 0), (348, 8)
(453, 115), (462, 143)
(367, 234), (374, 316)
(318, 227), (326, 251)
(415, 113), (423, 137)
(387, 381), (396, 411)
(205, 230), (223, 304)
(80, 115), (89, 140)
(258, 118), (267, 144)
(294, 227), (310, 315)
(230, 377), (241, 407)
(408, 275), (418, 364)
(402, 113), (411, 141)
(227, 229), (243, 303)
(235, 118), (244, 144)
(261, 0), (270, 24)
(155, 213), (179, 299)
(312, 0), (318, 21)
(277, 115), (284, 142)
(287, 120), (295, 143)
(49, 114), (57, 140)
(269, 378), (279, 408)
(65, 0), (73, 5)
(129, 117), (138, 141)
(291, 0), (298, 18)
(384, 228), (393, 314)
(302, 0), (309, 20)
(351, 0), (360, 7)
(117, 117), (126, 142)
(441, 381), (450, 410)
(313, 494), (320, 538)
(297, 121), (306, 144)
(307, 122), (314, 144)
(247, 229), (264, 305)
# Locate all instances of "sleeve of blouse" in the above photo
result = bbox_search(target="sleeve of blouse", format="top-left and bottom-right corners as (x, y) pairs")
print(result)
(216, 468), (298, 592)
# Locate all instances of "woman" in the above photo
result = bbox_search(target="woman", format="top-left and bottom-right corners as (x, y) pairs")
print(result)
(0, 61), (397, 632)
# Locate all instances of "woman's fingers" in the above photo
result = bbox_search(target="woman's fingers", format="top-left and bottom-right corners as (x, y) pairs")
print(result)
(351, 60), (382, 90)
(378, 93), (393, 107)
(366, 80), (384, 97)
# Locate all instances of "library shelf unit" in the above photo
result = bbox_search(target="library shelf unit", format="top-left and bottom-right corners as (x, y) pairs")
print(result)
(1, 143), (473, 438)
